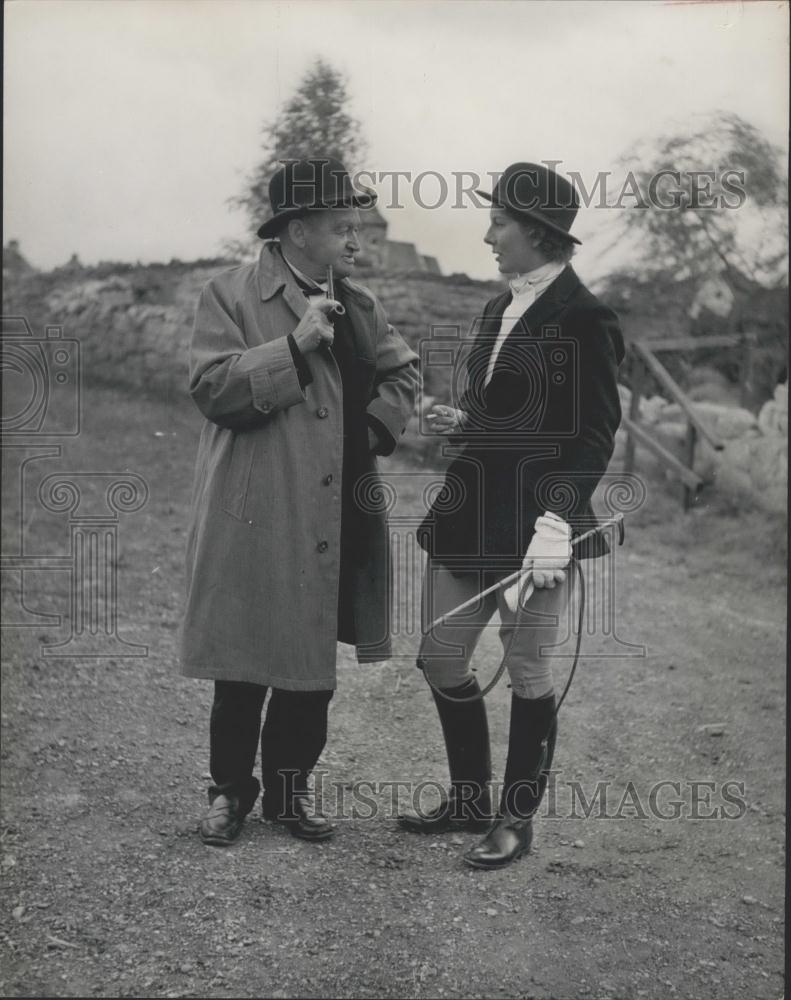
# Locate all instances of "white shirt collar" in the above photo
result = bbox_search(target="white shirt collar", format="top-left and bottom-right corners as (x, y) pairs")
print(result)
(281, 250), (328, 292)
(508, 260), (565, 297)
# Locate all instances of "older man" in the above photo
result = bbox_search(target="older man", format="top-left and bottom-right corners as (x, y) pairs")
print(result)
(181, 158), (419, 846)
(403, 162), (624, 869)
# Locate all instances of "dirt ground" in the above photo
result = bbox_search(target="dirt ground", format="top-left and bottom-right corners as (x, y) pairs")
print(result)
(1, 386), (786, 999)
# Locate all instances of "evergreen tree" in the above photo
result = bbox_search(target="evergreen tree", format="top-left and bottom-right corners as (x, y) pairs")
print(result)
(230, 59), (366, 249)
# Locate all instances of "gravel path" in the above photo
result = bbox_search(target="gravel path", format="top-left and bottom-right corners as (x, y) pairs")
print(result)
(1, 388), (785, 999)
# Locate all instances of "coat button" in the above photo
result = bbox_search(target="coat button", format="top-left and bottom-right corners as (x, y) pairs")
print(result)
(323, 474), (333, 485)
(317, 540), (328, 553)
(261, 401), (273, 413)
(317, 406), (329, 419)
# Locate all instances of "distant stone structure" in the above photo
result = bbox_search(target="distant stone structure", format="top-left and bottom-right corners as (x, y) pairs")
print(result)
(2, 240), (36, 280)
(357, 206), (441, 274)
(49, 253), (85, 276)
(357, 206), (388, 268)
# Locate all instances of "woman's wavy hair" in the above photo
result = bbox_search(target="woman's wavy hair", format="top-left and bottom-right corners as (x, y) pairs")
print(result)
(516, 218), (576, 264)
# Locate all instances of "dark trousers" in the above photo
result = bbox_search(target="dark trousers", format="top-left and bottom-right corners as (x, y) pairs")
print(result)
(209, 681), (334, 817)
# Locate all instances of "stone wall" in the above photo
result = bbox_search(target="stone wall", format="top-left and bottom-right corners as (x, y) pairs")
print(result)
(2, 260), (499, 402)
(618, 383), (788, 514)
(4, 258), (785, 512)
(38, 267), (223, 398)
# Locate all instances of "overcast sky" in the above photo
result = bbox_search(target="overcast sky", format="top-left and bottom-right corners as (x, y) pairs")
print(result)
(4, 0), (788, 281)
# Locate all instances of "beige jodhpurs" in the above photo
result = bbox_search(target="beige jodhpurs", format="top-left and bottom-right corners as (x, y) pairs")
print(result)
(418, 560), (570, 699)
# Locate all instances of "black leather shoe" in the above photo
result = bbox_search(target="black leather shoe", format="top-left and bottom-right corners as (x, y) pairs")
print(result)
(200, 794), (244, 847)
(262, 794), (334, 842)
(399, 786), (493, 834)
(462, 816), (534, 870)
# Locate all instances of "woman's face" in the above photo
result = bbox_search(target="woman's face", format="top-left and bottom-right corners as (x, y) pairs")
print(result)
(483, 207), (539, 276)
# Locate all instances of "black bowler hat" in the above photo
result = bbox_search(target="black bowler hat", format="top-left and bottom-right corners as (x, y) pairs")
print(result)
(476, 162), (582, 245)
(257, 157), (377, 239)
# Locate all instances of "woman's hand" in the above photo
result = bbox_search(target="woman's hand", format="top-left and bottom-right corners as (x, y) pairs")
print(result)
(425, 404), (467, 434)
(503, 512), (572, 612)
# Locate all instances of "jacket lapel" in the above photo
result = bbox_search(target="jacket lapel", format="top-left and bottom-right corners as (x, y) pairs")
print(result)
(338, 280), (376, 362)
(257, 243), (310, 321)
(474, 266), (582, 391)
(514, 265), (581, 336)
(281, 282), (309, 321)
(466, 290), (509, 386)
(257, 244), (376, 362)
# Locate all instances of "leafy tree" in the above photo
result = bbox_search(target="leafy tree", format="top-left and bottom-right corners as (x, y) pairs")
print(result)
(610, 111), (787, 288)
(230, 59), (366, 250)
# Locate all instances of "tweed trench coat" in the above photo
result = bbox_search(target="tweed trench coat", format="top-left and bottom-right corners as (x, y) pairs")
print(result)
(418, 265), (624, 576)
(180, 244), (420, 689)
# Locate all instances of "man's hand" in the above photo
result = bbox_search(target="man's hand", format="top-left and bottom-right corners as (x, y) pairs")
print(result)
(503, 511), (571, 612)
(425, 403), (467, 434)
(292, 299), (340, 354)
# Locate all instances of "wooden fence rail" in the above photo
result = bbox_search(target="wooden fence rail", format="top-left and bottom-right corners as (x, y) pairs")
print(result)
(623, 332), (754, 510)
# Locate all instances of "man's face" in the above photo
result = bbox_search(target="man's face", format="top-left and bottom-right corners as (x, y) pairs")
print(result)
(483, 207), (539, 276)
(301, 207), (362, 278)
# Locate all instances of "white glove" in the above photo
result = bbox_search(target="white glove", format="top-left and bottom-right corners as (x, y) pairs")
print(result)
(503, 511), (572, 612)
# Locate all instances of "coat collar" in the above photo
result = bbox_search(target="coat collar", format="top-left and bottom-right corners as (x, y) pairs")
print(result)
(518, 263), (581, 332)
(257, 242), (374, 316)
(256, 242), (376, 360)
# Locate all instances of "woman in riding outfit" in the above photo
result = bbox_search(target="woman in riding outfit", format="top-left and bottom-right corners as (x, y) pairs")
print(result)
(401, 162), (624, 869)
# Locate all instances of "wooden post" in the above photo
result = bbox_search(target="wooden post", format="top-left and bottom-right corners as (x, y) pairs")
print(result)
(682, 422), (698, 511)
(633, 342), (724, 451)
(624, 351), (643, 474)
(621, 418), (704, 491)
(739, 331), (757, 409)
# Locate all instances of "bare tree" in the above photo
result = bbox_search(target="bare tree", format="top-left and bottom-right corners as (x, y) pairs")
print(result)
(611, 111), (787, 288)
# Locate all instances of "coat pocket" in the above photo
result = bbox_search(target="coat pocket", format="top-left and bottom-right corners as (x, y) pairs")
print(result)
(220, 433), (256, 521)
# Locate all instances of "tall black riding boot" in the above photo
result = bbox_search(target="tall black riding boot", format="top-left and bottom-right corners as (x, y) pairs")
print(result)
(464, 692), (557, 869)
(260, 688), (335, 841)
(400, 675), (493, 833)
